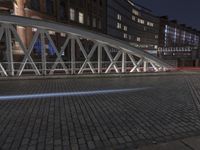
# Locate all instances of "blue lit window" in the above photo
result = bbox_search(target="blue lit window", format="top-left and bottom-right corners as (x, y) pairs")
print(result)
(34, 39), (41, 55)
(48, 42), (56, 56)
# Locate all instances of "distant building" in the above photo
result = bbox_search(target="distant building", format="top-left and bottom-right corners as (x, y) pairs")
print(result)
(107, 0), (159, 55)
(158, 16), (200, 67)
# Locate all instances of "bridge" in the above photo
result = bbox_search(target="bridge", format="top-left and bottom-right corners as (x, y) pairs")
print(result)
(0, 15), (173, 77)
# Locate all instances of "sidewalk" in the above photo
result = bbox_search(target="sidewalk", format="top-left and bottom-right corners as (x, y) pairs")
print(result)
(138, 136), (200, 150)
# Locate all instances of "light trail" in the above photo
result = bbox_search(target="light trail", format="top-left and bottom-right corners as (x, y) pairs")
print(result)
(0, 87), (151, 101)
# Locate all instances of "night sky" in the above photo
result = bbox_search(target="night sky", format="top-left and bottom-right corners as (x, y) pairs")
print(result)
(135, 0), (200, 30)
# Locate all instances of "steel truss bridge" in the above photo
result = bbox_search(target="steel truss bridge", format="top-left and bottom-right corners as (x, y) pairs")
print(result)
(0, 15), (172, 77)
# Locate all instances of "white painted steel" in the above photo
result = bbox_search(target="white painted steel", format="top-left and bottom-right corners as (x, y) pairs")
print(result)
(0, 15), (173, 76)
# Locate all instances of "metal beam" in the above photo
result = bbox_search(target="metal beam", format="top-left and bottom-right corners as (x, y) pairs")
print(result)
(5, 25), (14, 76)
(45, 31), (69, 75)
(17, 30), (41, 76)
(0, 15), (172, 70)
(0, 27), (4, 41)
(71, 36), (76, 74)
(0, 63), (8, 76)
(78, 42), (98, 74)
(40, 30), (47, 75)
(122, 52), (126, 73)
(9, 25), (40, 76)
(98, 44), (102, 74)
(49, 36), (71, 75)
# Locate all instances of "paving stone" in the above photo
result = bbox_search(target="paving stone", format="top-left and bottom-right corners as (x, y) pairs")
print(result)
(0, 76), (200, 149)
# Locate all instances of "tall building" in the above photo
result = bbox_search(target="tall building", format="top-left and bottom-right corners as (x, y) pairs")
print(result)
(107, 0), (159, 55)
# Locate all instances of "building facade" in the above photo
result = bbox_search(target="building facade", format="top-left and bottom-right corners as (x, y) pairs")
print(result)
(1, 0), (200, 67)
(158, 16), (200, 66)
(0, 0), (107, 61)
(107, 0), (159, 55)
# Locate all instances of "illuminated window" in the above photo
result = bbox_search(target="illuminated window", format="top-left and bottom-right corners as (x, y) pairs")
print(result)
(79, 12), (84, 24)
(136, 37), (141, 42)
(117, 22), (121, 29)
(132, 9), (139, 16)
(138, 18), (144, 24)
(48, 30), (56, 35)
(60, 33), (66, 37)
(147, 21), (154, 27)
(117, 14), (122, 20)
(124, 33), (128, 39)
(124, 26), (127, 31)
(70, 8), (75, 21)
(132, 15), (136, 21)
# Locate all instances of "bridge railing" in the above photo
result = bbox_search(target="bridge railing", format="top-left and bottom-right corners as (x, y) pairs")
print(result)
(0, 15), (173, 77)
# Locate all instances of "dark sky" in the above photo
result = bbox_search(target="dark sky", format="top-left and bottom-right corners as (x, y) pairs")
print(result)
(134, 0), (200, 30)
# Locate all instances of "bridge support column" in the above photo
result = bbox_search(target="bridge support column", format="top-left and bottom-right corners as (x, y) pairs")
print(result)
(71, 37), (76, 74)
(143, 60), (148, 72)
(122, 52), (126, 73)
(98, 44), (102, 74)
(40, 30), (47, 76)
(5, 25), (14, 76)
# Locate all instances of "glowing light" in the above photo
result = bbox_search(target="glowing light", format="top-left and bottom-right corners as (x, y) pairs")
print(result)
(0, 87), (151, 101)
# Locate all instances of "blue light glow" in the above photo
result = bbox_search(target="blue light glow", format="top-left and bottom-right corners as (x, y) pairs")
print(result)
(0, 87), (151, 101)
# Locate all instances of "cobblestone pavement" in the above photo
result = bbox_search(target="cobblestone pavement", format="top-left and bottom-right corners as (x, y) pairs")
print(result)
(1, 75), (200, 150)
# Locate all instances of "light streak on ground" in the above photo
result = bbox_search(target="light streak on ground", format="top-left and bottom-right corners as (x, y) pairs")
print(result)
(0, 87), (151, 101)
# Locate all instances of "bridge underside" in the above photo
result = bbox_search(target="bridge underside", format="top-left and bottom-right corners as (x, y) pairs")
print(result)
(0, 15), (173, 77)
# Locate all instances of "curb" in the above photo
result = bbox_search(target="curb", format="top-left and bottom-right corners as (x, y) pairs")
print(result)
(0, 71), (199, 81)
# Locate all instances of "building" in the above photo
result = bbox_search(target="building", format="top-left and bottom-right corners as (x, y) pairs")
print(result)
(0, 0), (107, 61)
(107, 0), (160, 55)
(158, 16), (200, 66)
(1, 0), (200, 67)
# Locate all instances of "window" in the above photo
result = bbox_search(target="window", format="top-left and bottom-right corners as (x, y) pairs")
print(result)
(59, 1), (66, 19)
(124, 26), (128, 31)
(70, 8), (75, 21)
(92, 17), (96, 27)
(117, 22), (121, 29)
(31, 0), (40, 11)
(98, 20), (102, 29)
(79, 12), (84, 24)
(46, 0), (54, 15)
(60, 33), (66, 37)
(87, 16), (90, 26)
(136, 37), (141, 42)
(147, 21), (154, 27)
(48, 30), (56, 35)
(117, 14), (122, 21)
(124, 33), (128, 39)
(132, 9), (139, 16)
(132, 16), (136, 21)
(138, 18), (144, 24)
(129, 35), (132, 40)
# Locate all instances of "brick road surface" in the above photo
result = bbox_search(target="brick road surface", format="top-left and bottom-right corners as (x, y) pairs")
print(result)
(0, 75), (200, 150)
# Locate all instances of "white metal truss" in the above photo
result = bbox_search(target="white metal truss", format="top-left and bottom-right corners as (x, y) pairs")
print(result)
(0, 15), (173, 77)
